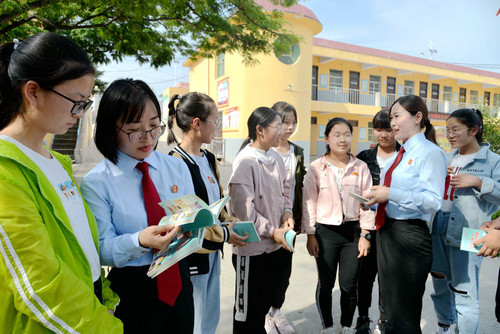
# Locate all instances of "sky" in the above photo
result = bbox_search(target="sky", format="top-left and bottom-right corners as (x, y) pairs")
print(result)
(99, 0), (500, 97)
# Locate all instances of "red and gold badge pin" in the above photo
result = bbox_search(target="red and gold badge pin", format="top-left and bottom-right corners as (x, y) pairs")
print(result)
(171, 185), (178, 193)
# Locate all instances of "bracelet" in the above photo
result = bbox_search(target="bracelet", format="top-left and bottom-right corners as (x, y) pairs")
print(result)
(283, 208), (293, 215)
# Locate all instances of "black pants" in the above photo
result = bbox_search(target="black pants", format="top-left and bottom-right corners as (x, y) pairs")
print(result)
(357, 230), (379, 318)
(496, 266), (500, 323)
(232, 250), (283, 334)
(315, 222), (361, 328)
(270, 241), (294, 309)
(108, 260), (194, 334)
(377, 218), (432, 334)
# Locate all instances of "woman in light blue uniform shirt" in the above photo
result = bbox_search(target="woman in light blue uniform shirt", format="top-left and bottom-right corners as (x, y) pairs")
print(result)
(366, 94), (447, 334)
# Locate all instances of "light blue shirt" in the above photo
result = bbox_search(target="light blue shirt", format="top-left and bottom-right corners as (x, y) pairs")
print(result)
(383, 132), (447, 223)
(80, 150), (195, 267)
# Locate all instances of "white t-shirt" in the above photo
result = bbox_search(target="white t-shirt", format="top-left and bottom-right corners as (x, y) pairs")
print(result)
(377, 152), (396, 172)
(0, 135), (101, 281)
(273, 144), (297, 205)
(190, 153), (221, 206)
(326, 161), (346, 193)
(441, 152), (477, 212)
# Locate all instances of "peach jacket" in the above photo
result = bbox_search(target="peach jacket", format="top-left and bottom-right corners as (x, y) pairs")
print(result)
(302, 154), (375, 234)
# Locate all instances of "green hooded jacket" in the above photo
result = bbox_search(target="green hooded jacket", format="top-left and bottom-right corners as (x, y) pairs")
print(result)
(0, 139), (123, 333)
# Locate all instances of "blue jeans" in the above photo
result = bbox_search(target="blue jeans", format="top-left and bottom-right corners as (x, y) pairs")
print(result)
(431, 211), (483, 334)
(191, 251), (221, 334)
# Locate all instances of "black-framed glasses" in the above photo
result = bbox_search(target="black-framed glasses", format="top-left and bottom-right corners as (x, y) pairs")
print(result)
(48, 88), (93, 115)
(117, 122), (166, 143)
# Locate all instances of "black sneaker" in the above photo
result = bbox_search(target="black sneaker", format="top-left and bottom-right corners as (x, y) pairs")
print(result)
(355, 316), (371, 334)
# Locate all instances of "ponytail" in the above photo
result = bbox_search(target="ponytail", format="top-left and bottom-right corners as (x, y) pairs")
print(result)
(0, 42), (21, 130)
(239, 107), (279, 152)
(166, 94), (180, 145)
(423, 119), (438, 145)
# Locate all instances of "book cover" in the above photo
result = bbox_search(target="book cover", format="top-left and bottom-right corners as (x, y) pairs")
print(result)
(147, 228), (205, 278)
(230, 221), (261, 243)
(460, 227), (487, 253)
(284, 230), (297, 252)
(158, 194), (230, 232)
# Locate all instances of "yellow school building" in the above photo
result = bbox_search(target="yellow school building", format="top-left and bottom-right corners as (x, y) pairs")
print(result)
(164, 0), (500, 164)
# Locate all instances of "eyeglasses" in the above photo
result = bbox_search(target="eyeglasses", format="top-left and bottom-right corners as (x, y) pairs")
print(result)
(48, 88), (93, 115)
(117, 123), (166, 143)
(205, 119), (222, 129)
(268, 124), (283, 132)
(445, 127), (469, 137)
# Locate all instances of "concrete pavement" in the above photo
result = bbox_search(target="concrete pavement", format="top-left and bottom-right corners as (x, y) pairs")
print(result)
(73, 156), (500, 334)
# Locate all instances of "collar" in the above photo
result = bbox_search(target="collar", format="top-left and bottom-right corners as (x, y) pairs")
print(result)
(449, 142), (491, 160)
(319, 154), (356, 171)
(401, 132), (425, 153)
(116, 150), (160, 176)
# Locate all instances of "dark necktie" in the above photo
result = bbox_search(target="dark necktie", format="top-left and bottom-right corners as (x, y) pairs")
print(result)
(375, 147), (405, 230)
(136, 162), (182, 306)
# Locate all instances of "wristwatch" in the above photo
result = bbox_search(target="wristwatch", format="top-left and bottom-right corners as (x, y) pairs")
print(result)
(360, 232), (371, 241)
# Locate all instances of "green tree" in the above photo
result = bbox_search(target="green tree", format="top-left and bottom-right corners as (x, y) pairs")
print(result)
(483, 112), (500, 154)
(1, 0), (300, 67)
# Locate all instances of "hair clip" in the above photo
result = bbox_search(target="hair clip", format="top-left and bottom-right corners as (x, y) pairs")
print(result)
(178, 95), (183, 101)
(13, 38), (21, 50)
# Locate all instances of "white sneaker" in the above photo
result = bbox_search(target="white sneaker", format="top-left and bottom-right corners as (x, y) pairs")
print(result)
(432, 326), (450, 334)
(273, 312), (295, 334)
(341, 327), (355, 334)
(265, 313), (279, 334)
(373, 324), (381, 334)
(320, 327), (338, 334)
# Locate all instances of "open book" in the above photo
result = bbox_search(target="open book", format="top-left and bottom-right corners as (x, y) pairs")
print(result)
(148, 228), (205, 278)
(158, 194), (229, 232)
(146, 194), (230, 278)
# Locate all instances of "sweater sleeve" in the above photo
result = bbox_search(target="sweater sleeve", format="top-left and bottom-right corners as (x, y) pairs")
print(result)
(302, 163), (320, 234)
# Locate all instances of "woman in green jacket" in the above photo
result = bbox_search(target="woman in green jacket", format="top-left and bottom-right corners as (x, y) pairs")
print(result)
(0, 33), (123, 333)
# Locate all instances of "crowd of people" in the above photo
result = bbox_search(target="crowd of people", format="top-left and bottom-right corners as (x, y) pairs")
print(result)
(1, 32), (499, 334)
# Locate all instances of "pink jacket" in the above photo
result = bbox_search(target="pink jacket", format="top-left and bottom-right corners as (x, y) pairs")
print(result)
(228, 145), (292, 256)
(302, 155), (375, 234)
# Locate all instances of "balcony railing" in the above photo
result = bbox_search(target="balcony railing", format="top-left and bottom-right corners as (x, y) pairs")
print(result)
(312, 85), (500, 115)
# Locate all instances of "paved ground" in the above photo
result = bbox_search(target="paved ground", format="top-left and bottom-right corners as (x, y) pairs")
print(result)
(73, 154), (500, 334)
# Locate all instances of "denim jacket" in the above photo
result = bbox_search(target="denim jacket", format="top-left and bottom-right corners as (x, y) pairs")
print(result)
(444, 143), (500, 247)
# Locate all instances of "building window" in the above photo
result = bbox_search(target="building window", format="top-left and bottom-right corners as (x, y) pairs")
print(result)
(274, 38), (300, 65)
(470, 90), (478, 104)
(494, 93), (500, 107)
(404, 80), (414, 95)
(368, 121), (373, 142)
(443, 86), (452, 101)
(329, 70), (343, 90)
(369, 75), (381, 93)
(217, 53), (225, 77)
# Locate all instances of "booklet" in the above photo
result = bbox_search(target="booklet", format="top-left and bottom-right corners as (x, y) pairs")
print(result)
(147, 228), (205, 278)
(146, 194), (231, 278)
(347, 190), (369, 210)
(284, 230), (297, 252)
(158, 194), (230, 232)
(230, 221), (261, 243)
(460, 227), (487, 253)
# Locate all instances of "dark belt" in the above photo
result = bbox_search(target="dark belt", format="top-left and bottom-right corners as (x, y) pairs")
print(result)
(94, 278), (103, 304)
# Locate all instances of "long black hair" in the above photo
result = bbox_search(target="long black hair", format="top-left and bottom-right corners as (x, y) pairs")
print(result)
(239, 107), (280, 151)
(0, 33), (95, 130)
(390, 94), (437, 145)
